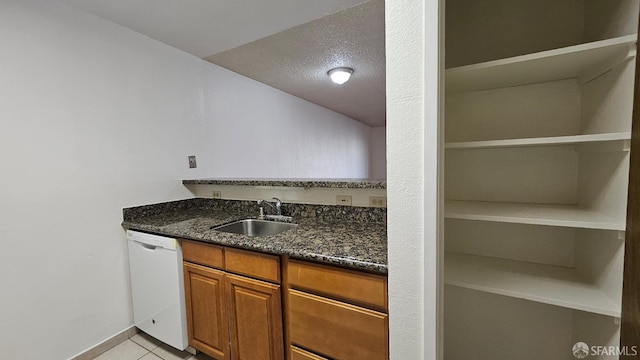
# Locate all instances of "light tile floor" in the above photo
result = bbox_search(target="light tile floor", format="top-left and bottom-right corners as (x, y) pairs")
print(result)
(93, 333), (214, 360)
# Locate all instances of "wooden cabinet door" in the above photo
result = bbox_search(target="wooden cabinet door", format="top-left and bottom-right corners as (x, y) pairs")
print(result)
(226, 274), (284, 360)
(183, 262), (229, 360)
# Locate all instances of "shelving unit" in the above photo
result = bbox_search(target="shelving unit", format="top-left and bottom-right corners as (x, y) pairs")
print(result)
(446, 35), (637, 93)
(445, 200), (625, 231)
(445, 132), (631, 150)
(444, 1), (638, 359)
(444, 252), (621, 317)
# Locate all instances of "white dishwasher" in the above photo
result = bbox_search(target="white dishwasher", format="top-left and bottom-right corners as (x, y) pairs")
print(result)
(127, 230), (188, 350)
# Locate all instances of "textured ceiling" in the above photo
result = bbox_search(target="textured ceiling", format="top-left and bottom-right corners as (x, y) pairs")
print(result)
(205, 0), (386, 127)
(60, 0), (367, 56)
(60, 0), (386, 127)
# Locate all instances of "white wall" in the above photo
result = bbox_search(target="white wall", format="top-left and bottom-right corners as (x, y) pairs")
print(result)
(370, 126), (387, 179)
(387, 0), (443, 359)
(445, 0), (584, 67)
(202, 64), (372, 179)
(0, 1), (373, 358)
(0, 2), (210, 359)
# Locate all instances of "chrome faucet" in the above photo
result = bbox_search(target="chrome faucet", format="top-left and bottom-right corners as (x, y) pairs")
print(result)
(258, 197), (281, 216)
(257, 197), (291, 221)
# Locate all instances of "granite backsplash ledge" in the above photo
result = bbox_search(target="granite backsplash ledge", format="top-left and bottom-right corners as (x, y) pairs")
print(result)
(182, 178), (386, 189)
(123, 198), (386, 224)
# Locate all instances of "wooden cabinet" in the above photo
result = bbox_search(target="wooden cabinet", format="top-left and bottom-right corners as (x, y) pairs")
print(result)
(288, 290), (388, 360)
(183, 240), (389, 360)
(225, 247), (281, 283)
(444, 1), (639, 358)
(286, 259), (389, 360)
(227, 274), (283, 360)
(287, 260), (387, 312)
(182, 240), (224, 269)
(183, 262), (228, 359)
(182, 240), (283, 360)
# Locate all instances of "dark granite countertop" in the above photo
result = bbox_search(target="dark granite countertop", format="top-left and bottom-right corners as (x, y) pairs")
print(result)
(122, 199), (387, 274)
(182, 178), (386, 189)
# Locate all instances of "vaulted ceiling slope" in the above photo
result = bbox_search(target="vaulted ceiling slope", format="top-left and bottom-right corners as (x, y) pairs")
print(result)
(60, 0), (385, 127)
(207, 0), (385, 127)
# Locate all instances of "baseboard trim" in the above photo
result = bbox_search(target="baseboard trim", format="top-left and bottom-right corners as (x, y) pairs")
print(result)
(68, 326), (139, 360)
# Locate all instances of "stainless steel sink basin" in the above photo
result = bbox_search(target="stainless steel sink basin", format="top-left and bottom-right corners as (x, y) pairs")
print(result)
(212, 219), (298, 237)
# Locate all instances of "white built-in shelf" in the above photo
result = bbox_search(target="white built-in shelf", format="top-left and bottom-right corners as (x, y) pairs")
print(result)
(444, 252), (621, 317)
(445, 132), (631, 150)
(446, 35), (637, 92)
(445, 200), (625, 231)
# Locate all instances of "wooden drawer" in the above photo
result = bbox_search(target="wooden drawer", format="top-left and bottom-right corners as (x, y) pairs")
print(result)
(290, 346), (328, 360)
(182, 239), (224, 269)
(288, 289), (388, 360)
(225, 247), (281, 284)
(288, 260), (388, 311)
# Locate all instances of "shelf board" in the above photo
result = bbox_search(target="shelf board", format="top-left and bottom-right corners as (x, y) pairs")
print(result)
(445, 200), (625, 231)
(445, 252), (621, 317)
(445, 132), (631, 150)
(446, 35), (637, 92)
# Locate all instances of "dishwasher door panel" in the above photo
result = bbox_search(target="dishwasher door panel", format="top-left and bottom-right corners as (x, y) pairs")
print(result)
(128, 232), (188, 350)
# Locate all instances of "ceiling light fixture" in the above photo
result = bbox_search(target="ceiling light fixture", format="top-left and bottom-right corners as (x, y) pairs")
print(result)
(328, 67), (353, 85)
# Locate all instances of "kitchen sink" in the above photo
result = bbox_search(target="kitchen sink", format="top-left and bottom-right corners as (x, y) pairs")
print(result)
(211, 219), (298, 237)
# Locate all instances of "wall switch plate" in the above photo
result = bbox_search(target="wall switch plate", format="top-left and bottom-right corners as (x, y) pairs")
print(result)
(211, 191), (221, 199)
(336, 195), (352, 206)
(369, 196), (387, 207)
(188, 155), (197, 168)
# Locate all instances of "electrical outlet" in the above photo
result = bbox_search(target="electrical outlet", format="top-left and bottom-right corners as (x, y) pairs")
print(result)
(369, 196), (387, 207)
(212, 191), (221, 199)
(336, 195), (352, 206)
(188, 155), (197, 168)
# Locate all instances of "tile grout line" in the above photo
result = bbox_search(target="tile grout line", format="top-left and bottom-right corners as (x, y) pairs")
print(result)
(68, 326), (139, 360)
